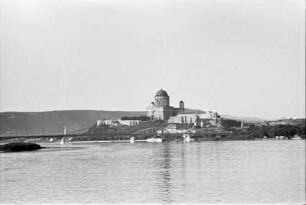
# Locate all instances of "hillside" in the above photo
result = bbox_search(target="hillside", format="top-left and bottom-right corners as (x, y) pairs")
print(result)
(185, 110), (265, 122)
(0, 110), (145, 136)
(0, 109), (267, 136)
(220, 114), (264, 123)
(0, 108), (206, 136)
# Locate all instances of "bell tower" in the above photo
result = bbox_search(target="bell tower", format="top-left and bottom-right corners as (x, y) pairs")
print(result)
(179, 100), (184, 114)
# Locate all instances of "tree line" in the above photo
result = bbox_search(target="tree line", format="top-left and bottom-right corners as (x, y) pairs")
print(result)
(230, 124), (305, 139)
(121, 116), (150, 121)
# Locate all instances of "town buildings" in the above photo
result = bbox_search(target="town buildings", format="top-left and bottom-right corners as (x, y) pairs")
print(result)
(147, 89), (221, 127)
(96, 89), (222, 130)
(96, 119), (142, 127)
(168, 112), (222, 127)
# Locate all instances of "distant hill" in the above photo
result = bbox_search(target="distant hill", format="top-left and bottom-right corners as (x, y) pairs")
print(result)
(185, 109), (265, 122)
(267, 118), (306, 126)
(0, 110), (145, 136)
(0, 109), (266, 136)
(220, 114), (265, 123)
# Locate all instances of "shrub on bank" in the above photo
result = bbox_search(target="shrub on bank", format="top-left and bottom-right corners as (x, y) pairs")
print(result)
(0, 142), (42, 152)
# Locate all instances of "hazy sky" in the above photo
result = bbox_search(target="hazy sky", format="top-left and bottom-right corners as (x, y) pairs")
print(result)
(0, 0), (305, 119)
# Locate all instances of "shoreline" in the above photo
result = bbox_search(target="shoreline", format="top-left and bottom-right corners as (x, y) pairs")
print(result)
(1, 137), (304, 146)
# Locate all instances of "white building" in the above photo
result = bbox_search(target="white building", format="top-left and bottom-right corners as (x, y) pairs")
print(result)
(97, 119), (120, 127)
(118, 120), (142, 126)
(168, 111), (222, 127)
(97, 119), (142, 127)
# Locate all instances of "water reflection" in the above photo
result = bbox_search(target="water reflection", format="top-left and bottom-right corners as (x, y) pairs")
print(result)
(0, 141), (305, 204)
(180, 143), (186, 186)
(158, 143), (173, 203)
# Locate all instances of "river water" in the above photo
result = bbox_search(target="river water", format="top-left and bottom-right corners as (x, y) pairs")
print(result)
(0, 140), (305, 204)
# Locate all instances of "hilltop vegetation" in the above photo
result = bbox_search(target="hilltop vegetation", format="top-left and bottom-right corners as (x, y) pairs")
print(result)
(225, 119), (306, 140)
(121, 116), (150, 121)
(88, 120), (168, 134)
(71, 120), (168, 141)
(221, 119), (242, 128)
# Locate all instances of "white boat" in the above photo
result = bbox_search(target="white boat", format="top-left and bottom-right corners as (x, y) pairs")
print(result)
(60, 137), (65, 145)
(60, 126), (67, 145)
(146, 137), (163, 143)
(182, 134), (194, 142)
(291, 135), (302, 140)
(130, 136), (135, 143)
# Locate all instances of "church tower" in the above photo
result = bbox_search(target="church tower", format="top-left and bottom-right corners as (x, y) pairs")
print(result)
(179, 100), (185, 114)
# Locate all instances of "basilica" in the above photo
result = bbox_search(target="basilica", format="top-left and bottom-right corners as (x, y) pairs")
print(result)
(147, 89), (185, 120)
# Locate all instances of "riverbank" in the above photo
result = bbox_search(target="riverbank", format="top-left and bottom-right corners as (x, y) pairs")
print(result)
(1, 135), (304, 146)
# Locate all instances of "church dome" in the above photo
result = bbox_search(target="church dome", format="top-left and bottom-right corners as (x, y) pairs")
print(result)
(155, 89), (169, 97)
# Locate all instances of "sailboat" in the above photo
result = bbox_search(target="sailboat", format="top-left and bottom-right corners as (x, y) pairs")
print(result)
(60, 137), (65, 145)
(60, 126), (67, 145)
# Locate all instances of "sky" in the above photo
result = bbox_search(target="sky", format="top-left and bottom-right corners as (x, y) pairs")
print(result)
(0, 0), (305, 119)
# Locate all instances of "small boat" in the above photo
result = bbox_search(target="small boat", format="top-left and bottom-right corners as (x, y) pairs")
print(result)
(130, 136), (135, 143)
(182, 134), (194, 142)
(215, 135), (221, 140)
(60, 138), (65, 145)
(60, 126), (67, 145)
(291, 135), (302, 140)
(146, 137), (162, 143)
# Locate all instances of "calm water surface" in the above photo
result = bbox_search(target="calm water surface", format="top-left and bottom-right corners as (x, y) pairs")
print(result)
(0, 140), (305, 204)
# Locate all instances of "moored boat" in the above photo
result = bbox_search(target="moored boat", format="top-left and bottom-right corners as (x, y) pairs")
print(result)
(146, 137), (163, 143)
(291, 135), (302, 140)
(182, 134), (194, 142)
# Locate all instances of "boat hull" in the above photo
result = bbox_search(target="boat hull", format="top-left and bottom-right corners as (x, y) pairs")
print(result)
(146, 138), (163, 143)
